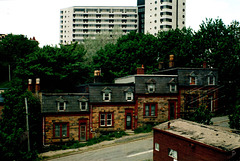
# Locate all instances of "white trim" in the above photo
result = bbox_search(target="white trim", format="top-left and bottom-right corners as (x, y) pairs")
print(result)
(58, 102), (66, 111)
(126, 92), (133, 101)
(103, 92), (111, 101)
(80, 101), (88, 111)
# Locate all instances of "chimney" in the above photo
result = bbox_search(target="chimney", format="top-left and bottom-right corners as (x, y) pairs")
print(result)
(28, 79), (32, 91)
(158, 62), (164, 70)
(203, 61), (207, 69)
(94, 69), (101, 83)
(137, 65), (144, 75)
(169, 55), (174, 68)
(35, 78), (40, 93)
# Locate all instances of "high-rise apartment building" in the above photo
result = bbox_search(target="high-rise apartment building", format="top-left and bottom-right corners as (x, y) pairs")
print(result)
(60, 6), (138, 44)
(60, 1), (186, 44)
(138, 0), (186, 35)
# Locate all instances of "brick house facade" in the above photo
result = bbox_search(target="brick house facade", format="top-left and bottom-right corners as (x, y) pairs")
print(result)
(41, 67), (219, 145)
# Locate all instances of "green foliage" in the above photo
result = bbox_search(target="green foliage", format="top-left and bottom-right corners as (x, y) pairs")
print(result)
(229, 105), (240, 130)
(42, 131), (127, 152)
(93, 31), (160, 82)
(0, 79), (41, 161)
(15, 43), (89, 91)
(134, 124), (155, 134)
(185, 105), (213, 125)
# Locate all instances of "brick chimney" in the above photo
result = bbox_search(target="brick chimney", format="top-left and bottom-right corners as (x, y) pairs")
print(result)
(28, 79), (32, 91)
(203, 61), (207, 68)
(169, 55), (174, 68)
(137, 65), (144, 75)
(35, 78), (40, 93)
(94, 69), (101, 83)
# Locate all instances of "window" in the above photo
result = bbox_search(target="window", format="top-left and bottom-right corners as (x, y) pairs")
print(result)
(102, 87), (112, 101)
(208, 75), (215, 85)
(126, 92), (133, 101)
(170, 84), (177, 92)
(155, 143), (159, 151)
(80, 102), (88, 111)
(148, 84), (155, 93)
(56, 96), (67, 111)
(189, 72), (197, 85)
(100, 113), (113, 127)
(54, 123), (69, 138)
(144, 103), (157, 116)
(168, 148), (177, 160)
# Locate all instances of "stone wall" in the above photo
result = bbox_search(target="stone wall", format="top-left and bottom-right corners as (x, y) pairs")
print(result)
(91, 105), (135, 134)
(137, 96), (178, 127)
(44, 114), (89, 144)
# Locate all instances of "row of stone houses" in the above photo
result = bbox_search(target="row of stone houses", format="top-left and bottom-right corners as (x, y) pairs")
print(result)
(41, 65), (219, 145)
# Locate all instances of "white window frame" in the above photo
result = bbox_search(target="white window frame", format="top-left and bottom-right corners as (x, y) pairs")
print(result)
(58, 102), (66, 111)
(148, 84), (156, 93)
(208, 76), (215, 85)
(168, 148), (178, 160)
(126, 92), (133, 101)
(103, 92), (111, 101)
(80, 101), (88, 111)
(190, 76), (197, 85)
(155, 142), (159, 151)
(170, 84), (177, 92)
(100, 113), (113, 127)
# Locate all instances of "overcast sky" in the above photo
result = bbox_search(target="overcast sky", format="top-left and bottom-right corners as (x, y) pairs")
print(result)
(0, 0), (240, 47)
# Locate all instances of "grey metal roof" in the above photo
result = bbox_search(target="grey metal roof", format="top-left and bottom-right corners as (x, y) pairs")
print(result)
(41, 93), (89, 113)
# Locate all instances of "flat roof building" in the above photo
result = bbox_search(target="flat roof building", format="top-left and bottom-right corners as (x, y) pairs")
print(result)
(138, 0), (186, 35)
(153, 119), (240, 161)
(60, 6), (138, 44)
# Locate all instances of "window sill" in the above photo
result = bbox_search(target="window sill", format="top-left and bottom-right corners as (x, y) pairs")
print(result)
(99, 126), (114, 128)
(143, 116), (157, 118)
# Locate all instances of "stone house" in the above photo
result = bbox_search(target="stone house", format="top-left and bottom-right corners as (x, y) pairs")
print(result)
(153, 119), (240, 161)
(41, 65), (219, 145)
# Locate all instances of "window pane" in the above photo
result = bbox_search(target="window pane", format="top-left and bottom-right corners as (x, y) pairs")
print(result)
(145, 105), (149, 116)
(81, 102), (86, 110)
(107, 114), (112, 126)
(62, 124), (67, 137)
(151, 105), (155, 116)
(55, 124), (60, 137)
(59, 102), (64, 110)
(100, 114), (105, 126)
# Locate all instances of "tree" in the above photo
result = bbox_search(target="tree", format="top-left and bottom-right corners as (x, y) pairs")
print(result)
(83, 27), (123, 65)
(0, 79), (41, 160)
(157, 27), (195, 67)
(185, 105), (213, 125)
(229, 105), (240, 130)
(0, 34), (39, 83)
(14, 43), (89, 92)
(93, 31), (160, 82)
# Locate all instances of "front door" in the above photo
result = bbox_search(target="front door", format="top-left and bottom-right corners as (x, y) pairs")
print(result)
(126, 113), (132, 129)
(169, 101), (176, 120)
(80, 124), (86, 141)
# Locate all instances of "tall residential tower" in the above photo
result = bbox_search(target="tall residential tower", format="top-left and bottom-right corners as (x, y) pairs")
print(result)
(138, 0), (186, 35)
(60, 6), (138, 44)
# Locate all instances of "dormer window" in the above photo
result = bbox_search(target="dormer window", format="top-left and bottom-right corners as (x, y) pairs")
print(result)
(146, 79), (156, 93)
(56, 96), (67, 111)
(208, 72), (216, 85)
(169, 78), (177, 92)
(189, 72), (197, 85)
(170, 84), (177, 92)
(102, 87), (112, 101)
(124, 87), (134, 101)
(78, 96), (88, 111)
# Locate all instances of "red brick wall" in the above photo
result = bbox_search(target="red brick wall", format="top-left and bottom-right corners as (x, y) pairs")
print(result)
(44, 114), (90, 144)
(153, 129), (231, 161)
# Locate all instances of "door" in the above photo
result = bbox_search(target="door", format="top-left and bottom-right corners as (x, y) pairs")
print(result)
(169, 101), (176, 120)
(80, 124), (86, 141)
(126, 113), (132, 129)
